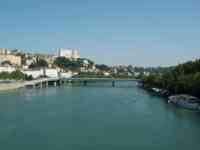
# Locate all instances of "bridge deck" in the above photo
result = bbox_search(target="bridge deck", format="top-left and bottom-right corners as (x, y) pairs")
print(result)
(24, 77), (139, 86)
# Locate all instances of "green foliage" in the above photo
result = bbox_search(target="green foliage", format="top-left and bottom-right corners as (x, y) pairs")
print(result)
(29, 58), (48, 69)
(0, 70), (33, 80)
(54, 57), (81, 71)
(54, 57), (94, 71)
(95, 64), (110, 71)
(142, 59), (200, 98)
(73, 72), (111, 78)
(134, 66), (174, 74)
(112, 73), (134, 79)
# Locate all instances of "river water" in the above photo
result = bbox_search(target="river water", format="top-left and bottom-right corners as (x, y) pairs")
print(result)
(0, 82), (200, 150)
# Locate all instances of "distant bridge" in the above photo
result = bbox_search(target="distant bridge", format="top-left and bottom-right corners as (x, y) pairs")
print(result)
(24, 77), (140, 88)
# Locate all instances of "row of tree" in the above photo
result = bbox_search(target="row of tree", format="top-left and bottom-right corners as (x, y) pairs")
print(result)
(141, 59), (200, 98)
(54, 57), (94, 71)
(29, 58), (48, 69)
(0, 70), (33, 80)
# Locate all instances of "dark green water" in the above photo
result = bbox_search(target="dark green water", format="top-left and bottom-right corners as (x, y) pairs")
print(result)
(0, 82), (200, 150)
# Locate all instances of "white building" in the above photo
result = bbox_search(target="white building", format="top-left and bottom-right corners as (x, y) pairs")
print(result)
(0, 48), (11, 55)
(23, 69), (58, 79)
(144, 71), (150, 76)
(45, 69), (59, 78)
(57, 48), (80, 59)
(103, 72), (111, 76)
(60, 71), (73, 78)
(0, 66), (16, 73)
(23, 69), (44, 79)
(23, 68), (73, 79)
(83, 60), (89, 66)
(134, 72), (141, 77)
(25, 59), (35, 66)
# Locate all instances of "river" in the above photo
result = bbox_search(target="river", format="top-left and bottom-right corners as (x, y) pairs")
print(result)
(0, 81), (200, 150)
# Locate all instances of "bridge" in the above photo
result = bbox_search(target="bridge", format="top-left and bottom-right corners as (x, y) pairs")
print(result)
(24, 77), (139, 88)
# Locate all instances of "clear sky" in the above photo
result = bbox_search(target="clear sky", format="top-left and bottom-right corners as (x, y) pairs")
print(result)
(0, 0), (200, 66)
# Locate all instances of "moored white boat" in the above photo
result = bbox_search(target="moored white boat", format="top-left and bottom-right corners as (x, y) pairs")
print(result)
(168, 95), (200, 110)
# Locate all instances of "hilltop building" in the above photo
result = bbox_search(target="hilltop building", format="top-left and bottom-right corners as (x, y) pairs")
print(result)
(0, 48), (23, 66)
(0, 48), (22, 55)
(0, 54), (22, 66)
(0, 48), (11, 55)
(57, 48), (80, 59)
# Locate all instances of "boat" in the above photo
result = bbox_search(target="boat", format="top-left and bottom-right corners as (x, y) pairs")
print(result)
(168, 95), (200, 110)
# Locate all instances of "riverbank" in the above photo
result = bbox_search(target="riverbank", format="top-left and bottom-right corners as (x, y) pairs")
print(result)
(0, 82), (24, 91)
(138, 82), (200, 111)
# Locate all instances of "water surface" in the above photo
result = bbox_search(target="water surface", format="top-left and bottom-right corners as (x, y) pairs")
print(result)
(0, 82), (200, 150)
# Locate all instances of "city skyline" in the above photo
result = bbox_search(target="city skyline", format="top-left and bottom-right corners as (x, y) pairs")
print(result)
(0, 0), (200, 66)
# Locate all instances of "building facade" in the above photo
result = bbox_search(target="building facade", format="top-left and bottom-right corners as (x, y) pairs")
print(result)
(0, 48), (11, 55)
(0, 66), (16, 73)
(57, 48), (80, 59)
(0, 54), (22, 66)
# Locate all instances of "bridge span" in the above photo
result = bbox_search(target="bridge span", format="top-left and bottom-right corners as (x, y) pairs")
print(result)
(24, 77), (140, 88)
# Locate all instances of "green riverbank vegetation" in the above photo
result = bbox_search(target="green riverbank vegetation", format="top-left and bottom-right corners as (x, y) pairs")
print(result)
(0, 70), (33, 81)
(141, 59), (200, 98)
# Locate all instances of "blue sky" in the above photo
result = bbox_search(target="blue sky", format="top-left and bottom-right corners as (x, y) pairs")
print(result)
(0, 0), (200, 66)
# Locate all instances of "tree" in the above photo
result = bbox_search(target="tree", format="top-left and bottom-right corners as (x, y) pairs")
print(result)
(54, 57), (81, 71)
(141, 58), (200, 98)
(95, 64), (110, 71)
(0, 70), (32, 80)
(29, 58), (48, 69)
(54, 57), (95, 71)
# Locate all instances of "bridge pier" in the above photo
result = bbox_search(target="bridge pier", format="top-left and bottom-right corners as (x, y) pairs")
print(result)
(112, 80), (115, 87)
(40, 82), (43, 88)
(54, 81), (57, 87)
(46, 81), (48, 87)
(83, 80), (87, 86)
(59, 80), (63, 86)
